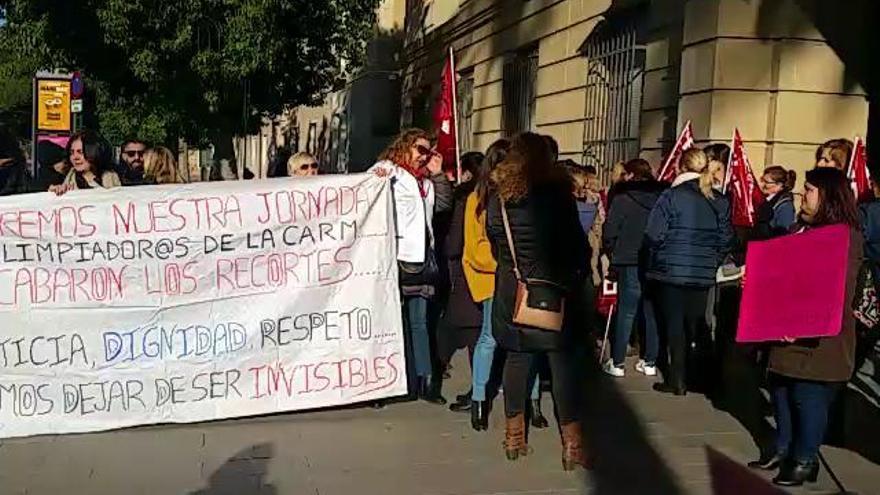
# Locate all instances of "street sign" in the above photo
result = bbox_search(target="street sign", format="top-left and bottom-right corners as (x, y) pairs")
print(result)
(35, 78), (72, 132)
(71, 99), (83, 113)
(71, 71), (84, 98)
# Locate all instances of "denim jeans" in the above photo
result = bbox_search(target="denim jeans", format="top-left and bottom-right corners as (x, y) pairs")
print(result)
(770, 374), (841, 462)
(611, 266), (659, 367)
(405, 295), (432, 379)
(471, 298), (540, 401)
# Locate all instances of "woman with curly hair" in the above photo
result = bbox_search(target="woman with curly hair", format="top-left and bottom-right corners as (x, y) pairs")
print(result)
(371, 128), (453, 404)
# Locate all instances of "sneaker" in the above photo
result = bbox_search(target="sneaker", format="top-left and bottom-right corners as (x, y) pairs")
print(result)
(603, 359), (625, 378)
(635, 359), (658, 377)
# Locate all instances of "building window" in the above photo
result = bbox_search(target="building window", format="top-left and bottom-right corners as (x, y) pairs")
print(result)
(581, 14), (646, 185)
(457, 70), (475, 152)
(502, 45), (538, 136)
(408, 87), (432, 131)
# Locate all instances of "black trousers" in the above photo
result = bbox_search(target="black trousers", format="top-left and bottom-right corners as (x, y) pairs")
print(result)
(654, 283), (711, 391)
(503, 349), (578, 424)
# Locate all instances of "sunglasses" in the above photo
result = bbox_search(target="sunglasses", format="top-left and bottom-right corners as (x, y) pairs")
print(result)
(299, 162), (319, 170)
(415, 144), (435, 157)
(124, 150), (145, 158)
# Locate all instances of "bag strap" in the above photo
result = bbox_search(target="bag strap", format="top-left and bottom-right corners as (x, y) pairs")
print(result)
(499, 201), (523, 281)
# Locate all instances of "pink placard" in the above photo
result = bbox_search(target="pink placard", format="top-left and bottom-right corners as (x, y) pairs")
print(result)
(736, 224), (851, 343)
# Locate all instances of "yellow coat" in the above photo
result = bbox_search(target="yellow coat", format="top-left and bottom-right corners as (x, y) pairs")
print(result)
(462, 192), (496, 303)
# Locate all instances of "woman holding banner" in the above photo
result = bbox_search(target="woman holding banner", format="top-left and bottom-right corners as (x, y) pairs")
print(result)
(50, 130), (121, 194)
(645, 149), (733, 396)
(485, 132), (590, 469)
(372, 129), (453, 405)
(748, 168), (861, 487)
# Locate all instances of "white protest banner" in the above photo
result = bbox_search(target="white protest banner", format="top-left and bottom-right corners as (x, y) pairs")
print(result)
(0, 174), (405, 438)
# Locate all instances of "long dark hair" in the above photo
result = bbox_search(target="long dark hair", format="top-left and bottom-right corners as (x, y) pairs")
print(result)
(475, 139), (510, 216)
(804, 167), (858, 228)
(66, 130), (112, 186)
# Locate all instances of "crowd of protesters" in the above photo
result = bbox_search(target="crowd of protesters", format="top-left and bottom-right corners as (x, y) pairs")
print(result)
(369, 129), (877, 486)
(1, 125), (876, 484)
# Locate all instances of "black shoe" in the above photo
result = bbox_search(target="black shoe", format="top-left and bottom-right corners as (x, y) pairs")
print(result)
(471, 400), (489, 431)
(449, 391), (472, 412)
(747, 452), (786, 471)
(773, 459), (819, 487)
(528, 399), (549, 428)
(653, 382), (687, 396)
(418, 377), (447, 405)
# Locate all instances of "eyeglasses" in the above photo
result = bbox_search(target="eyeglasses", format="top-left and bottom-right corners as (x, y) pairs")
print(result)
(299, 162), (319, 171)
(415, 144), (434, 157)
(124, 150), (145, 158)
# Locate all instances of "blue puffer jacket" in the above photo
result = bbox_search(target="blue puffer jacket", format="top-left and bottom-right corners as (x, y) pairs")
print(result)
(645, 175), (734, 287)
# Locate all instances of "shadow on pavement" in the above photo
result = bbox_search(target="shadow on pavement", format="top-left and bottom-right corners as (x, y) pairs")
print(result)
(578, 354), (684, 495)
(190, 443), (277, 495)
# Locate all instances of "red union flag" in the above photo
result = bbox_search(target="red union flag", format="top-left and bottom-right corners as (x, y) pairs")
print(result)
(724, 128), (764, 227)
(433, 47), (459, 181)
(848, 136), (871, 203)
(657, 121), (695, 182)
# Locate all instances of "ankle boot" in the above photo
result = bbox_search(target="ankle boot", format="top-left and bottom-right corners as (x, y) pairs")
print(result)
(418, 377), (447, 405)
(470, 400), (489, 431)
(528, 399), (549, 428)
(503, 413), (528, 460)
(773, 459), (819, 487)
(560, 421), (592, 471)
(449, 389), (472, 412)
(652, 382), (687, 396)
(747, 451), (786, 471)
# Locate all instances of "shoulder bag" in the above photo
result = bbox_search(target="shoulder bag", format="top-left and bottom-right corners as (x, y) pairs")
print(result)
(500, 202), (565, 332)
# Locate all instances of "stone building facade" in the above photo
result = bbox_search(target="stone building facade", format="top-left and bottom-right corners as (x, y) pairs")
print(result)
(401, 0), (873, 184)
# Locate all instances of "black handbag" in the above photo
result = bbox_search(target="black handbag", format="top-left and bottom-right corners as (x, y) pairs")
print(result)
(399, 229), (439, 287)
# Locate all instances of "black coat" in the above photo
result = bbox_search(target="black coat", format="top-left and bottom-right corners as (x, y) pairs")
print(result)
(486, 162), (589, 352)
(440, 183), (483, 330)
(603, 179), (666, 267)
(0, 160), (31, 196)
(752, 191), (796, 241)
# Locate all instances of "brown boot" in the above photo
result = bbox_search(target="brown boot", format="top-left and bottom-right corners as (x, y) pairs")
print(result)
(504, 413), (528, 460)
(560, 421), (592, 471)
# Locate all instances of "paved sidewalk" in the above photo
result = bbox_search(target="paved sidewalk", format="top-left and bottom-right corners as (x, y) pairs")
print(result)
(0, 353), (878, 495)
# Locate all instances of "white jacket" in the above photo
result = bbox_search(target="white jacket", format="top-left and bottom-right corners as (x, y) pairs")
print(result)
(370, 160), (436, 263)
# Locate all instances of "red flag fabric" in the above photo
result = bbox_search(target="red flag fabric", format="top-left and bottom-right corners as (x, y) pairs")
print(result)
(433, 49), (458, 180)
(724, 128), (764, 227)
(848, 136), (871, 203)
(657, 121), (695, 182)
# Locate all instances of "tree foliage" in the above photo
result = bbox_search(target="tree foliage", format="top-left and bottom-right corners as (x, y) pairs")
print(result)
(0, 0), (379, 146)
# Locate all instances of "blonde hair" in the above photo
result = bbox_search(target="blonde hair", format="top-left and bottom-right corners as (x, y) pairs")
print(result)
(679, 148), (713, 198)
(569, 167), (589, 199)
(610, 161), (626, 184)
(143, 146), (184, 184)
(287, 152), (318, 175)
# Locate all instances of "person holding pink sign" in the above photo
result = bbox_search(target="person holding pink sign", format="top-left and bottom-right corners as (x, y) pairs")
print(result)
(747, 168), (861, 487)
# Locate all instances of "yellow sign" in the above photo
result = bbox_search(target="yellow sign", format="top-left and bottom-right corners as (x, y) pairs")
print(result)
(36, 79), (72, 132)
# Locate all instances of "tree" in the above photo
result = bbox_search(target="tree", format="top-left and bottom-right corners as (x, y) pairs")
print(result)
(0, 0), (379, 150)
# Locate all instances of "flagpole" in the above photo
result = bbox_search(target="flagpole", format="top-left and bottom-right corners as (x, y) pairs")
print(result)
(449, 46), (462, 185)
(722, 129), (735, 195)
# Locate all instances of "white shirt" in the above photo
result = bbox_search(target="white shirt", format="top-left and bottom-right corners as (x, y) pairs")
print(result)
(369, 160), (436, 263)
